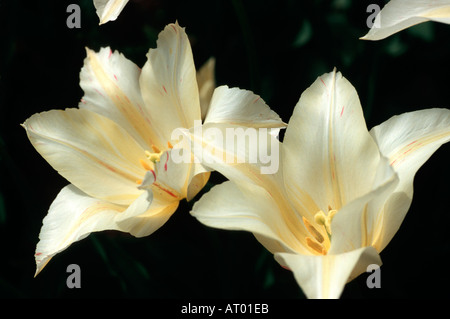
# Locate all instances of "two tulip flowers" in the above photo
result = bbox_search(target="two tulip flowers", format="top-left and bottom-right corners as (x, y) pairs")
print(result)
(23, 0), (450, 299)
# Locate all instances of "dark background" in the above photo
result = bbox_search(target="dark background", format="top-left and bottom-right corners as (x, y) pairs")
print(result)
(0, 0), (449, 300)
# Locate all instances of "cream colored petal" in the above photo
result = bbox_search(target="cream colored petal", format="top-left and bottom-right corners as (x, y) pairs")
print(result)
(186, 170), (210, 201)
(328, 160), (398, 255)
(191, 181), (308, 255)
(369, 108), (450, 251)
(203, 85), (286, 128)
(275, 247), (381, 299)
(282, 69), (381, 217)
(94, 0), (129, 25)
(361, 0), (450, 41)
(140, 22), (201, 143)
(79, 47), (162, 150)
(120, 149), (203, 235)
(182, 122), (309, 243)
(184, 122), (283, 188)
(23, 108), (147, 205)
(196, 57), (216, 121)
(115, 193), (179, 238)
(35, 184), (152, 276)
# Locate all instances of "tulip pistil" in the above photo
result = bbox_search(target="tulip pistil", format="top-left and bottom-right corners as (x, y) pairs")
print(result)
(314, 208), (337, 238)
(145, 145), (164, 163)
(137, 145), (163, 184)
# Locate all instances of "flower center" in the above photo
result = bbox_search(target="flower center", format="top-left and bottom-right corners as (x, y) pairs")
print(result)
(146, 145), (164, 163)
(136, 142), (173, 184)
(303, 206), (337, 255)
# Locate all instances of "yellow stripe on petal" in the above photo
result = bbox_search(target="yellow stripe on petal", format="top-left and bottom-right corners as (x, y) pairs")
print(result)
(83, 48), (162, 149)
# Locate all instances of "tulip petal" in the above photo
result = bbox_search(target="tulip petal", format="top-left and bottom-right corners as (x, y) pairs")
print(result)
(94, 0), (129, 25)
(185, 122), (312, 250)
(361, 0), (450, 41)
(186, 169), (211, 202)
(369, 108), (450, 251)
(115, 192), (179, 238)
(184, 122), (283, 188)
(196, 57), (216, 121)
(79, 47), (162, 150)
(191, 180), (309, 255)
(282, 70), (381, 218)
(204, 85), (286, 128)
(275, 246), (381, 299)
(328, 159), (399, 254)
(35, 184), (152, 276)
(23, 108), (147, 205)
(140, 22), (201, 143)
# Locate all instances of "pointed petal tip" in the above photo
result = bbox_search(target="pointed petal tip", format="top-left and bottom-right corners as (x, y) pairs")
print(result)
(34, 255), (51, 278)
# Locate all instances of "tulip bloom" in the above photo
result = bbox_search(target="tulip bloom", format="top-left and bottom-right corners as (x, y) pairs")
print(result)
(190, 69), (450, 298)
(361, 0), (450, 40)
(23, 22), (284, 276)
(94, 0), (129, 25)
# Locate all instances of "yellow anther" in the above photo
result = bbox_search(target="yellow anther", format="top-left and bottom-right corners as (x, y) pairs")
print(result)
(167, 141), (173, 149)
(306, 237), (326, 255)
(151, 145), (161, 153)
(302, 217), (324, 244)
(139, 159), (152, 171)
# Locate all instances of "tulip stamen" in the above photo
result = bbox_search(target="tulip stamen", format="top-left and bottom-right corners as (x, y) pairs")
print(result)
(139, 158), (152, 171)
(303, 217), (328, 255)
(302, 217), (324, 243)
(305, 237), (326, 255)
